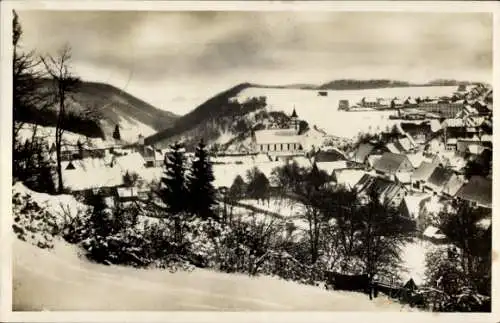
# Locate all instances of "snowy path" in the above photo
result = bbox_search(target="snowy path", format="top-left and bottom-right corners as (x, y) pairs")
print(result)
(12, 239), (417, 312)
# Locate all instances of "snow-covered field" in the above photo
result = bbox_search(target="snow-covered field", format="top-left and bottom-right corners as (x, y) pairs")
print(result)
(238, 198), (302, 219)
(13, 238), (418, 311)
(237, 86), (457, 138)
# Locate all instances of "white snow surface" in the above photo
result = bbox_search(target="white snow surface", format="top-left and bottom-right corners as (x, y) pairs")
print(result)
(105, 116), (157, 143)
(399, 239), (433, 286)
(12, 182), (89, 225)
(13, 238), (418, 311)
(238, 86), (457, 139)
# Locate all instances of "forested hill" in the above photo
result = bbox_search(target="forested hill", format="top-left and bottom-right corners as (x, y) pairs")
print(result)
(16, 79), (179, 142)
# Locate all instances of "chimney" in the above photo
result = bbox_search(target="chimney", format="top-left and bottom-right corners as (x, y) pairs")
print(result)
(138, 134), (145, 146)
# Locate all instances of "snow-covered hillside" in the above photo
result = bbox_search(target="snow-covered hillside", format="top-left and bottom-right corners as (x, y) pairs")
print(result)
(101, 115), (157, 143)
(237, 86), (457, 139)
(16, 123), (118, 148)
(13, 238), (418, 311)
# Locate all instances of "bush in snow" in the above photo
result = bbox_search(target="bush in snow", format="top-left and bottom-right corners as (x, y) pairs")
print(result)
(78, 195), (149, 267)
(421, 201), (492, 312)
(12, 191), (58, 249)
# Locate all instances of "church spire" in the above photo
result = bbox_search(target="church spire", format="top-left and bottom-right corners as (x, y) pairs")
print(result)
(291, 107), (298, 118)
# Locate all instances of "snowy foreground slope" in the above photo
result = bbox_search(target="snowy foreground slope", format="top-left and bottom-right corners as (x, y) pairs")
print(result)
(13, 238), (418, 312)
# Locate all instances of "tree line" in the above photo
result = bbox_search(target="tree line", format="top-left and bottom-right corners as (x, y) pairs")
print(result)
(12, 10), (101, 194)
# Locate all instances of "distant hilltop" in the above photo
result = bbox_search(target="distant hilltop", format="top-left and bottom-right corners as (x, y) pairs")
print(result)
(267, 79), (483, 91)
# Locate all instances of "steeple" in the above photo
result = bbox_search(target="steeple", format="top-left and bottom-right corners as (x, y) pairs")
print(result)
(290, 107), (299, 132)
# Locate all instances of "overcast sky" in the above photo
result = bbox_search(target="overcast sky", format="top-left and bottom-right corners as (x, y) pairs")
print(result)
(17, 10), (492, 115)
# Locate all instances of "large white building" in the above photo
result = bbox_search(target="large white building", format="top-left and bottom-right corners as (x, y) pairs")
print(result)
(253, 109), (303, 154)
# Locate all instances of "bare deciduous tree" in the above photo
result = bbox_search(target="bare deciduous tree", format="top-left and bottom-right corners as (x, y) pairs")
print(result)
(40, 44), (81, 193)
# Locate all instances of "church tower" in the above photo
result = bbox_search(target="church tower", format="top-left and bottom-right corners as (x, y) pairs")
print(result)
(290, 107), (299, 132)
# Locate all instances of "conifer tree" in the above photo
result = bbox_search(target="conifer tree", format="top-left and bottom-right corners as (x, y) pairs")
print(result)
(112, 124), (121, 141)
(186, 139), (217, 220)
(159, 142), (188, 244)
(228, 175), (246, 202)
(77, 139), (83, 158)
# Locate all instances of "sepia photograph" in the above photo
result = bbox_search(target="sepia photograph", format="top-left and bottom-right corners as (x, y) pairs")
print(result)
(0, 1), (497, 322)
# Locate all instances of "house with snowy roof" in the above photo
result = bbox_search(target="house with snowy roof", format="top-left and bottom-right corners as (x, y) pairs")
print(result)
(417, 102), (464, 118)
(350, 143), (376, 165)
(373, 152), (414, 179)
(61, 158), (124, 198)
(410, 160), (439, 192)
(423, 166), (461, 196)
(354, 173), (407, 209)
(398, 121), (439, 144)
(456, 176), (492, 209)
(331, 169), (367, 190)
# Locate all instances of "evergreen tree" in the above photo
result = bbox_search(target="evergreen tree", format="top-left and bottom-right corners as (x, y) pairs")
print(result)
(246, 167), (270, 202)
(77, 139), (83, 158)
(159, 142), (188, 244)
(112, 124), (121, 141)
(228, 175), (246, 202)
(186, 139), (217, 220)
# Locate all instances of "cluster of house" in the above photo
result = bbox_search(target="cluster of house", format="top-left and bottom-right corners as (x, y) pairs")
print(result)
(343, 84), (492, 120)
(49, 83), (492, 243)
(326, 126), (492, 242)
(54, 133), (174, 206)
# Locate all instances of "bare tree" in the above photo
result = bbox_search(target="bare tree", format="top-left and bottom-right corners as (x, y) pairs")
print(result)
(12, 10), (56, 191)
(41, 44), (81, 193)
(12, 10), (50, 138)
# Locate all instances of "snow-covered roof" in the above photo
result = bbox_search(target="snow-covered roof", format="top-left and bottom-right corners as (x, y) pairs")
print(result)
(403, 193), (431, 219)
(62, 162), (123, 191)
(385, 143), (401, 154)
(411, 162), (438, 182)
(442, 175), (465, 197)
(117, 187), (138, 198)
(443, 118), (464, 128)
(406, 152), (426, 169)
(398, 137), (414, 152)
(456, 176), (492, 208)
(367, 155), (382, 168)
(114, 152), (147, 172)
(316, 161), (348, 175)
(333, 169), (367, 189)
(467, 144), (485, 155)
(423, 226), (446, 240)
(351, 143), (375, 164)
(395, 172), (412, 184)
(373, 153), (412, 174)
(290, 156), (312, 168)
(254, 129), (302, 145)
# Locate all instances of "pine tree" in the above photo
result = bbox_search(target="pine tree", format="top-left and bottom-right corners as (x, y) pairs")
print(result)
(228, 175), (246, 202)
(159, 142), (188, 244)
(77, 139), (83, 158)
(112, 125), (121, 141)
(186, 139), (217, 220)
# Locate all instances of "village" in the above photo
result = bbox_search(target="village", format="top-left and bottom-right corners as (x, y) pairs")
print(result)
(39, 82), (490, 227)
(16, 81), (489, 291)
